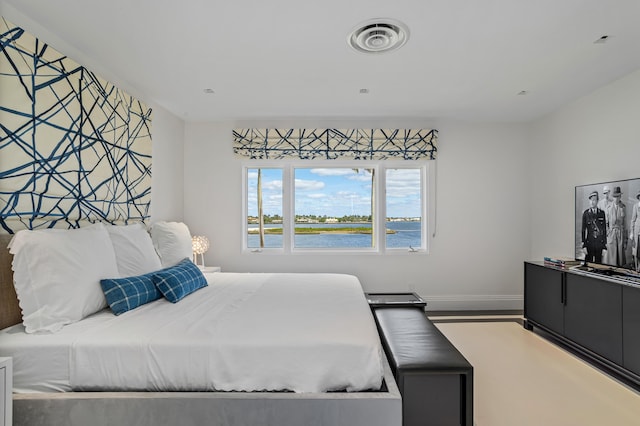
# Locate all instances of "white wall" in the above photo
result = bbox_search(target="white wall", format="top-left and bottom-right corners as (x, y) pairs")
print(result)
(150, 105), (185, 222)
(184, 119), (530, 310)
(529, 69), (640, 260)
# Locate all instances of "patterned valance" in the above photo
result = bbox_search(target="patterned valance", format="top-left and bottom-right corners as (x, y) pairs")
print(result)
(233, 128), (438, 160)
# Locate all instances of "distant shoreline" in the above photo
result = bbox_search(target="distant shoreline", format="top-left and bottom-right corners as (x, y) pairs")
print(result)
(248, 227), (395, 235)
(248, 219), (420, 225)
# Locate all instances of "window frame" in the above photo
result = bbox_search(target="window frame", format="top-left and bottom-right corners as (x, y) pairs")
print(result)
(382, 165), (428, 254)
(242, 160), (429, 255)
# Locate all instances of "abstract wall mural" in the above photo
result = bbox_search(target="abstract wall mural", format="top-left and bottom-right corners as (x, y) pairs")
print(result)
(0, 17), (152, 233)
(233, 128), (438, 160)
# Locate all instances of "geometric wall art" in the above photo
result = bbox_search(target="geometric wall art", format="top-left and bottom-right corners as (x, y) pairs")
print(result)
(233, 128), (438, 161)
(0, 17), (152, 233)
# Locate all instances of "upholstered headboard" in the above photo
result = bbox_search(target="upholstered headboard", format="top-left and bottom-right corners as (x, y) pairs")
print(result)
(0, 234), (21, 329)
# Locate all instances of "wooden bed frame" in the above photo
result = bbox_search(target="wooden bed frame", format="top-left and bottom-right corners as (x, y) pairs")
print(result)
(0, 234), (401, 426)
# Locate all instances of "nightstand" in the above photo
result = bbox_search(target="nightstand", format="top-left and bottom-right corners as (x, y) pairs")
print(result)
(0, 357), (11, 426)
(199, 266), (221, 273)
(365, 292), (427, 309)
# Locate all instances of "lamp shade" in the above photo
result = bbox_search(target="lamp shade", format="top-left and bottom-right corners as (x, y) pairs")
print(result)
(192, 235), (210, 255)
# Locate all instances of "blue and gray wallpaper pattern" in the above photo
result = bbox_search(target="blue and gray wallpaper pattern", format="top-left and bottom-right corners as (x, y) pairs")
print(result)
(0, 17), (152, 233)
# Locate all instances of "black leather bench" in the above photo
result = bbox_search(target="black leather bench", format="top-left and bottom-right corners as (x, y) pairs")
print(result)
(373, 307), (473, 426)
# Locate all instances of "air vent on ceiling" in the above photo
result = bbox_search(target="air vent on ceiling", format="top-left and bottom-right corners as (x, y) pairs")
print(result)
(348, 19), (409, 54)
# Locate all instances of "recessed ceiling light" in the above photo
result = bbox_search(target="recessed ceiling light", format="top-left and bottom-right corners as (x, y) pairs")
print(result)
(348, 18), (409, 54)
(594, 35), (611, 44)
(359, 88), (370, 94)
(203, 88), (215, 94)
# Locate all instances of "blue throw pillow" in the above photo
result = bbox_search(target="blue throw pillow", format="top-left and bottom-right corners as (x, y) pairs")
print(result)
(100, 272), (162, 315)
(152, 258), (208, 303)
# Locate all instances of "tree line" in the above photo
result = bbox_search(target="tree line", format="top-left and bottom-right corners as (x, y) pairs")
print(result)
(247, 214), (373, 224)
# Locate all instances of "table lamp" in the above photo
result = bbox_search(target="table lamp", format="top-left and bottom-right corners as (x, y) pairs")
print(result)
(191, 235), (210, 268)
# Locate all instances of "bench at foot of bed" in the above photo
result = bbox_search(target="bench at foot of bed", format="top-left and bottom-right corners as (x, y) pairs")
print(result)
(373, 307), (474, 426)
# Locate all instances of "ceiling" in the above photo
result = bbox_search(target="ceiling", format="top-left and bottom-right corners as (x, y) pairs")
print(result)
(2, 0), (640, 123)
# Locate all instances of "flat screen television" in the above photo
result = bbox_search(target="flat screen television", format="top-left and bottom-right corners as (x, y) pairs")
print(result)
(575, 178), (640, 273)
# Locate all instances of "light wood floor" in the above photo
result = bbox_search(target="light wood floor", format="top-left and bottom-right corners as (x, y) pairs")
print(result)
(434, 320), (640, 426)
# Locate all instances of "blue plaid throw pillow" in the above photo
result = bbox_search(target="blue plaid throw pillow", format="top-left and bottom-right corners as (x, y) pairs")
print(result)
(152, 258), (208, 303)
(100, 272), (162, 315)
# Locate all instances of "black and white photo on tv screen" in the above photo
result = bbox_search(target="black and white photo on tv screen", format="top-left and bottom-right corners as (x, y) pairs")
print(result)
(575, 177), (640, 272)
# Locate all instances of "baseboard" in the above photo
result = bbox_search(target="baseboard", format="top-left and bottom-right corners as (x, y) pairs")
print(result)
(421, 294), (523, 311)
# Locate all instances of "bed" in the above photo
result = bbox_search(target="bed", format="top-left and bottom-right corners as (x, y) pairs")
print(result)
(0, 233), (401, 426)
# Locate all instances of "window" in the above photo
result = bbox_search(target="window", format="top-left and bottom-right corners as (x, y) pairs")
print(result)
(294, 168), (375, 249)
(385, 168), (423, 250)
(244, 163), (427, 253)
(246, 168), (283, 249)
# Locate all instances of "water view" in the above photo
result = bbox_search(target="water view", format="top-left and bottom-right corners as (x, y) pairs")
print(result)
(247, 167), (424, 250)
(248, 220), (421, 249)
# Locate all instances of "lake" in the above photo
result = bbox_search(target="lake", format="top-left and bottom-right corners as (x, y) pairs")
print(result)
(247, 221), (421, 249)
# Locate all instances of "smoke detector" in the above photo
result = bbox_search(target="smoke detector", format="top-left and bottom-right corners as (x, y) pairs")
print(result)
(348, 19), (409, 54)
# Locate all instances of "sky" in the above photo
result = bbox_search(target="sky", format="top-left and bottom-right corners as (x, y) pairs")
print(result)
(247, 167), (421, 218)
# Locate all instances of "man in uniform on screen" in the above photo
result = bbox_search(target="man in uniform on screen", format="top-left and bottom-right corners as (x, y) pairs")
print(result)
(606, 186), (627, 266)
(597, 185), (613, 264)
(582, 191), (607, 263)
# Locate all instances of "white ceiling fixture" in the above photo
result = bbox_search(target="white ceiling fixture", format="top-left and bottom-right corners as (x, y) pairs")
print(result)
(347, 18), (409, 54)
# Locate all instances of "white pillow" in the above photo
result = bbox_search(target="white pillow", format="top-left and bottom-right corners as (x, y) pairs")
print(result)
(105, 223), (162, 277)
(9, 223), (119, 333)
(149, 221), (193, 268)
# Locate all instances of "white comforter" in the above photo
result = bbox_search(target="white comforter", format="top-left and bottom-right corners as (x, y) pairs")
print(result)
(2, 272), (384, 393)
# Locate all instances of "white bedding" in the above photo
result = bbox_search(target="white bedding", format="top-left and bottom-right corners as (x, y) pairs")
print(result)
(0, 272), (383, 393)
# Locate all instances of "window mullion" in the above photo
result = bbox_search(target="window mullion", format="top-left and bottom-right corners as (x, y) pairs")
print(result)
(282, 165), (293, 253)
(377, 165), (386, 253)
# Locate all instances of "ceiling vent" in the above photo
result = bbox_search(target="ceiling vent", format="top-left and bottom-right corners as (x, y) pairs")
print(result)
(348, 19), (409, 54)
